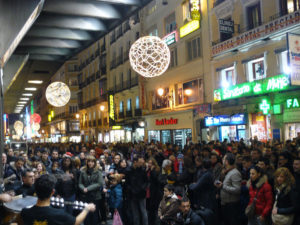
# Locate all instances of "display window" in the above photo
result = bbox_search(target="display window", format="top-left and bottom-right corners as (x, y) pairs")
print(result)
(285, 123), (300, 140)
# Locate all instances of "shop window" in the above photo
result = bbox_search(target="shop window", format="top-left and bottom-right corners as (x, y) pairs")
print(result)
(246, 2), (261, 30)
(164, 12), (176, 35)
(187, 37), (201, 61)
(170, 48), (178, 68)
(177, 79), (201, 105)
(220, 66), (235, 88)
(247, 57), (266, 82)
(120, 101), (124, 112)
(152, 88), (169, 110)
(278, 50), (290, 74)
(279, 0), (299, 15)
(127, 99), (132, 111)
(136, 96), (140, 109)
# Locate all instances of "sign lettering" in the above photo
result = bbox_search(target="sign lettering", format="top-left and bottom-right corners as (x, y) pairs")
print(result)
(162, 30), (178, 46)
(286, 98), (300, 108)
(180, 20), (200, 38)
(205, 114), (247, 126)
(219, 19), (234, 34)
(155, 117), (178, 126)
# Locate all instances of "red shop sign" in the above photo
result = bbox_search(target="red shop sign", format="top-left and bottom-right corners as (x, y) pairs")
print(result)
(156, 117), (178, 125)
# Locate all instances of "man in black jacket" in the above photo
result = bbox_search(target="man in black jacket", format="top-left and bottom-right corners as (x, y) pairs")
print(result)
(126, 157), (148, 225)
(176, 197), (205, 225)
(15, 169), (35, 196)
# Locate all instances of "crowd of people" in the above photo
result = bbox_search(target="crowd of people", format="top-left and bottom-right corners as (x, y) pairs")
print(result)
(1, 136), (300, 225)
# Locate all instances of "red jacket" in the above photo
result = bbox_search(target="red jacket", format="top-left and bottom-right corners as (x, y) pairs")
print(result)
(248, 175), (273, 218)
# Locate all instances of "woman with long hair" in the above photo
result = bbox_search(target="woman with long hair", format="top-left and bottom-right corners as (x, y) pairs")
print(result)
(271, 167), (296, 225)
(246, 166), (273, 225)
(79, 155), (104, 225)
(35, 162), (47, 178)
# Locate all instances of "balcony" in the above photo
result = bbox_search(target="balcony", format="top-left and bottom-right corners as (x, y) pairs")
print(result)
(116, 55), (123, 66)
(88, 121), (92, 127)
(118, 111), (124, 119)
(126, 110), (132, 118)
(101, 44), (106, 52)
(101, 66), (107, 75)
(131, 76), (138, 87)
(110, 59), (116, 70)
(98, 119), (102, 126)
(116, 27), (123, 39)
(135, 108), (142, 117)
(103, 118), (108, 126)
(96, 71), (100, 79)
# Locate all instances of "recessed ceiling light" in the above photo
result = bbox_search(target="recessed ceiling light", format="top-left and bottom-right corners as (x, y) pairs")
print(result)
(28, 80), (43, 84)
(16, 105), (24, 107)
(24, 87), (37, 91)
(20, 98), (29, 101)
(18, 101), (27, 104)
(22, 93), (33, 96)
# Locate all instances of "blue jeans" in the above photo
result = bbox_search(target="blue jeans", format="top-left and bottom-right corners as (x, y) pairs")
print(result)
(130, 198), (148, 225)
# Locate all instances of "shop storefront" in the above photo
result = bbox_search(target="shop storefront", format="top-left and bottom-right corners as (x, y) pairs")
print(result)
(283, 97), (300, 140)
(204, 114), (247, 141)
(145, 110), (194, 148)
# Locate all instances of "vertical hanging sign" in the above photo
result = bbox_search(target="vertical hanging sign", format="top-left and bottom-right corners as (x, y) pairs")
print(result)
(190, 0), (201, 21)
(287, 33), (300, 85)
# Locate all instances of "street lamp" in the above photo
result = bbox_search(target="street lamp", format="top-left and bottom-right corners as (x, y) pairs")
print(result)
(157, 88), (164, 96)
(100, 105), (105, 111)
(76, 114), (80, 119)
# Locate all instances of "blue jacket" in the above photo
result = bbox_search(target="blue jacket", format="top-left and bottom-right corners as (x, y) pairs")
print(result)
(109, 184), (123, 209)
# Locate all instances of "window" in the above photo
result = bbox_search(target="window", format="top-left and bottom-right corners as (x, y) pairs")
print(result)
(170, 48), (178, 68)
(187, 37), (201, 61)
(99, 79), (107, 95)
(120, 101), (124, 112)
(152, 88), (169, 110)
(114, 75), (116, 91)
(148, 25), (158, 36)
(279, 0), (299, 15)
(182, 1), (190, 22)
(164, 13), (176, 35)
(220, 66), (235, 88)
(120, 73), (124, 89)
(127, 99), (131, 111)
(247, 3), (261, 30)
(176, 79), (201, 105)
(247, 57), (266, 81)
(136, 96), (140, 109)
(279, 50), (290, 74)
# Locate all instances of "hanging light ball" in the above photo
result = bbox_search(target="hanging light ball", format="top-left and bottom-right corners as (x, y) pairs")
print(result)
(129, 36), (170, 78)
(14, 121), (24, 132)
(46, 82), (71, 107)
(30, 113), (41, 124)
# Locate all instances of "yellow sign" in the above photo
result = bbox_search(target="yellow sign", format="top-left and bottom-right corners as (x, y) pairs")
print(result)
(50, 110), (54, 117)
(48, 114), (52, 122)
(109, 95), (115, 120)
(190, 0), (200, 12)
(180, 20), (200, 38)
(112, 126), (122, 130)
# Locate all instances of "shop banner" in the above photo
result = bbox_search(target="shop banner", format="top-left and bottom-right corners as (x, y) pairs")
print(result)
(204, 113), (247, 127)
(287, 33), (300, 85)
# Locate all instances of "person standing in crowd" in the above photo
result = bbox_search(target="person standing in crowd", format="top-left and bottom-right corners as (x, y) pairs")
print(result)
(41, 150), (51, 169)
(272, 167), (296, 225)
(6, 148), (16, 164)
(292, 157), (300, 225)
(79, 155), (104, 225)
(246, 166), (273, 225)
(126, 156), (148, 225)
(176, 197), (205, 225)
(215, 153), (242, 225)
(15, 169), (35, 196)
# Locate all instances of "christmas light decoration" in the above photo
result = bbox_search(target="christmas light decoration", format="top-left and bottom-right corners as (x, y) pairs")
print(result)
(46, 82), (71, 107)
(14, 121), (24, 132)
(129, 36), (170, 78)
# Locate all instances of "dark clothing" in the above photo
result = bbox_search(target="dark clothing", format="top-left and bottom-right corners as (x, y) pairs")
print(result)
(21, 205), (75, 225)
(176, 209), (205, 225)
(15, 184), (35, 197)
(275, 186), (297, 215)
(56, 172), (77, 198)
(293, 172), (300, 225)
(108, 183), (123, 209)
(221, 201), (241, 225)
(126, 166), (148, 199)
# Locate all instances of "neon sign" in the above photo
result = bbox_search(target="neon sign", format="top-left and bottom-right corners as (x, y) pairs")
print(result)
(190, 0), (200, 20)
(204, 114), (247, 126)
(286, 98), (300, 108)
(180, 20), (200, 38)
(109, 94), (115, 121)
(214, 74), (291, 101)
(156, 117), (178, 125)
(259, 99), (271, 115)
(162, 30), (178, 46)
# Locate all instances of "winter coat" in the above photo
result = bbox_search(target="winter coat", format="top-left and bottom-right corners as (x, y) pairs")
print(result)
(147, 169), (163, 210)
(126, 166), (148, 199)
(176, 209), (205, 225)
(274, 185), (297, 215)
(108, 183), (123, 209)
(78, 167), (104, 201)
(158, 193), (180, 220)
(247, 175), (273, 218)
(189, 169), (216, 211)
(220, 168), (242, 205)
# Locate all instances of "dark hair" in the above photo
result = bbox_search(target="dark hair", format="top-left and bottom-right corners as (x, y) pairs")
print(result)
(179, 196), (190, 204)
(242, 155), (251, 162)
(132, 157), (139, 162)
(294, 157), (300, 162)
(21, 169), (33, 177)
(258, 157), (270, 166)
(35, 174), (57, 200)
(202, 157), (212, 169)
(279, 151), (290, 160)
(250, 165), (263, 175)
(164, 184), (174, 193)
(225, 153), (235, 165)
(16, 156), (25, 162)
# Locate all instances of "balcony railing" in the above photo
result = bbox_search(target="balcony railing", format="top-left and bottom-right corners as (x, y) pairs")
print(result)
(126, 110), (132, 118)
(93, 120), (96, 127)
(116, 55), (123, 66)
(135, 108), (142, 117)
(110, 59), (116, 70)
(88, 121), (92, 127)
(101, 66), (107, 75)
(116, 27), (123, 39)
(103, 118), (108, 126)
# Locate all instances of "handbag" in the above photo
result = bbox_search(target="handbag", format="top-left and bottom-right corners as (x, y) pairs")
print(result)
(245, 186), (261, 218)
(113, 210), (123, 225)
(271, 199), (294, 225)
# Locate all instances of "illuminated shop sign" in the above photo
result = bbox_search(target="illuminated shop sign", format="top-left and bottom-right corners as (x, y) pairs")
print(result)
(180, 20), (200, 38)
(156, 117), (178, 125)
(286, 98), (300, 108)
(112, 126), (122, 130)
(205, 114), (247, 126)
(214, 74), (290, 101)
(190, 0), (200, 21)
(212, 10), (300, 56)
(163, 30), (178, 46)
(259, 99), (271, 115)
(109, 94), (115, 121)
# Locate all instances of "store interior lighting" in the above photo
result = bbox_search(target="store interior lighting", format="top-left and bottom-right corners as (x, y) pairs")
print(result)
(22, 93), (33, 96)
(24, 87), (37, 91)
(157, 88), (164, 96)
(20, 98), (30, 101)
(28, 80), (43, 84)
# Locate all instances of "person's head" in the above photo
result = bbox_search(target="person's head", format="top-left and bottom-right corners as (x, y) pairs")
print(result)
(137, 157), (145, 168)
(293, 157), (300, 174)
(242, 156), (252, 170)
(163, 184), (174, 197)
(8, 148), (14, 156)
(15, 157), (25, 170)
(224, 153), (235, 169)
(210, 153), (219, 165)
(257, 157), (270, 171)
(147, 157), (160, 172)
(73, 156), (81, 169)
(81, 147), (87, 153)
(251, 149), (261, 162)
(274, 167), (295, 188)
(36, 162), (45, 173)
(194, 155), (203, 167)
(86, 155), (96, 169)
(100, 155), (106, 163)
(114, 154), (121, 165)
(162, 159), (172, 171)
(202, 157), (212, 170)
(62, 157), (72, 170)
(51, 150), (59, 160)
(80, 152), (85, 160)
(278, 152), (290, 167)
(51, 161), (60, 171)
(2, 153), (7, 164)
(250, 166), (263, 182)
(22, 169), (35, 187)
(120, 159), (127, 168)
(89, 149), (96, 157)
(41, 150), (49, 161)
(179, 197), (191, 216)
(35, 174), (57, 200)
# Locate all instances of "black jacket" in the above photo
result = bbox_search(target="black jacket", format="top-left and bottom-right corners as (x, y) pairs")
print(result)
(275, 186), (297, 215)
(126, 166), (148, 199)
(147, 169), (163, 209)
(176, 209), (205, 225)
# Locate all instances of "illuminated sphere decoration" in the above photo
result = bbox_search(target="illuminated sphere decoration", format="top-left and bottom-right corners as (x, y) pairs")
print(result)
(46, 82), (71, 107)
(129, 36), (170, 78)
(14, 121), (24, 131)
(30, 113), (41, 124)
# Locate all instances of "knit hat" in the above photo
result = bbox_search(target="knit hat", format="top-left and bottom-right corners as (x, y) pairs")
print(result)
(64, 152), (73, 158)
